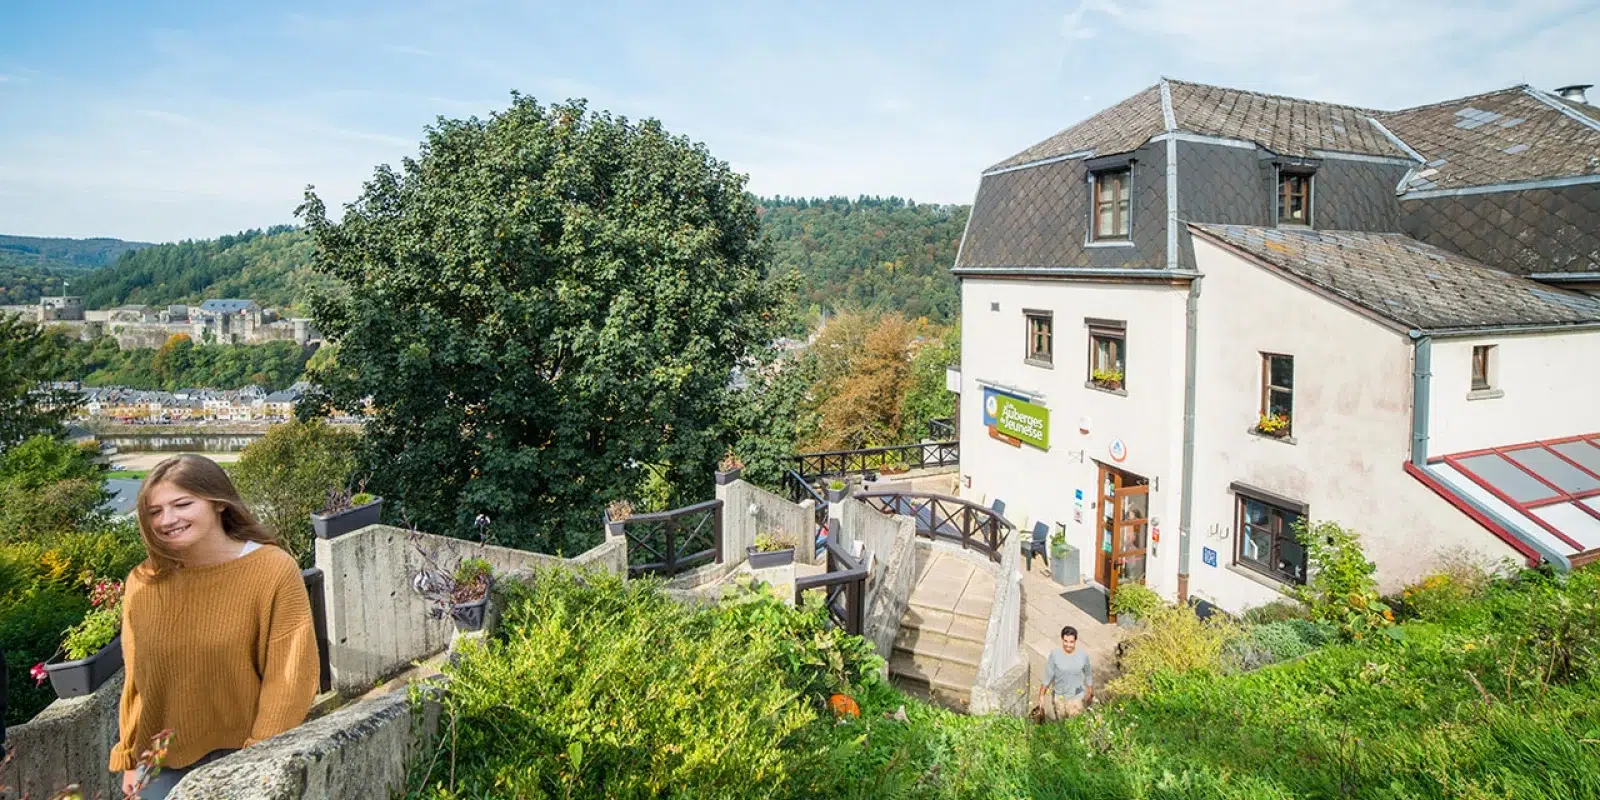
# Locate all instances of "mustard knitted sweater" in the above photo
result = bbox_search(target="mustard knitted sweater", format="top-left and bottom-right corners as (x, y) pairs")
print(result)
(109, 545), (319, 772)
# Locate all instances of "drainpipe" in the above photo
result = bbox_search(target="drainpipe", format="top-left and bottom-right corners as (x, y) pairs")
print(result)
(1409, 330), (1431, 465)
(1177, 277), (1201, 603)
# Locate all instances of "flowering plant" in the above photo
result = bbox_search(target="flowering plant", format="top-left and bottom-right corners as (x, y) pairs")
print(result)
(61, 578), (125, 661)
(1256, 413), (1291, 437)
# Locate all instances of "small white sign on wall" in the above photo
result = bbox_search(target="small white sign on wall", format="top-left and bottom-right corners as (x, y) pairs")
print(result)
(945, 366), (962, 394)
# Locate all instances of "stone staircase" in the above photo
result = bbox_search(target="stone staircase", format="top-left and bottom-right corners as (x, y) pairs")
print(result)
(887, 551), (995, 709)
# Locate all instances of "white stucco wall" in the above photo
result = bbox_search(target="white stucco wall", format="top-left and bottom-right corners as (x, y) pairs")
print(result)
(1425, 329), (1600, 456)
(957, 276), (1190, 597)
(1187, 237), (1520, 612)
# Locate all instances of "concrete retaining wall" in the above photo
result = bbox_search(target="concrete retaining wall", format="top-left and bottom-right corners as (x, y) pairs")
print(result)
(169, 689), (441, 800)
(316, 525), (625, 695)
(971, 533), (1028, 716)
(857, 510), (918, 662)
(714, 480), (818, 567)
(0, 672), (124, 800)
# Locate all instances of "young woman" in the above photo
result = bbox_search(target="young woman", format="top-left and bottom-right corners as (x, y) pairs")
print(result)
(110, 455), (319, 798)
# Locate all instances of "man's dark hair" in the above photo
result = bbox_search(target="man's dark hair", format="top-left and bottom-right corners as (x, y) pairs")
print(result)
(1060, 625), (1078, 639)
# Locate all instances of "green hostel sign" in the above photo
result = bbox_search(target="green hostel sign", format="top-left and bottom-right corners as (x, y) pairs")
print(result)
(988, 391), (1050, 450)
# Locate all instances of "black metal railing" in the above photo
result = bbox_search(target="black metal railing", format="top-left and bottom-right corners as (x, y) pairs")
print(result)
(782, 469), (831, 557)
(793, 440), (958, 480)
(854, 490), (1013, 563)
(300, 567), (332, 693)
(616, 498), (724, 578)
(926, 417), (955, 440)
(794, 538), (867, 636)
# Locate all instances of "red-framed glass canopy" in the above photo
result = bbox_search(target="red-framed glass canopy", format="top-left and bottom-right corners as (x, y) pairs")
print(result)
(1423, 434), (1600, 563)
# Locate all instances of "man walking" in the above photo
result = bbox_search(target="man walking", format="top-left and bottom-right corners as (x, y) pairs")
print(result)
(1037, 625), (1093, 720)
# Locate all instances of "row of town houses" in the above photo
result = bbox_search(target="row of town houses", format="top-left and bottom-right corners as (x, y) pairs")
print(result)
(75, 382), (313, 422)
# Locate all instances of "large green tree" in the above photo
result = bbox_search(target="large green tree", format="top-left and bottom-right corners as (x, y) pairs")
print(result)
(298, 96), (791, 553)
(231, 419), (360, 566)
(0, 315), (80, 450)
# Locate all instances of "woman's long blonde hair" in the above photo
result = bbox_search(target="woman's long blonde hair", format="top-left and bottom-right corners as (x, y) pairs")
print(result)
(135, 454), (280, 574)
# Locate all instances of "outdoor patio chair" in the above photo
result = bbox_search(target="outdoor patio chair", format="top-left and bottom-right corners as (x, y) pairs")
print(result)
(1021, 521), (1050, 570)
(990, 497), (1006, 516)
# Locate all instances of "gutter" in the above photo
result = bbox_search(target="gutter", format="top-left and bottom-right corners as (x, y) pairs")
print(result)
(1177, 277), (1200, 602)
(951, 267), (1201, 280)
(1418, 320), (1600, 338)
(1529, 272), (1600, 283)
(1408, 330), (1431, 465)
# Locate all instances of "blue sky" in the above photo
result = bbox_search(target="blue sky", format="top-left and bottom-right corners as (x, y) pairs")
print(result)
(2, 0), (1596, 242)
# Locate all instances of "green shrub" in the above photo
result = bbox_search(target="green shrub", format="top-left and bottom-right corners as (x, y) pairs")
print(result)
(1223, 619), (1332, 672)
(1240, 598), (1309, 625)
(1109, 582), (1162, 620)
(1293, 518), (1393, 640)
(1107, 604), (1237, 697)
(407, 570), (883, 798)
(0, 585), (90, 725)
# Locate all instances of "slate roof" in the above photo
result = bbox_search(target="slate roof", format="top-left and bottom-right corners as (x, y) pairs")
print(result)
(198, 299), (259, 314)
(989, 84), (1167, 172)
(1377, 87), (1600, 192)
(1190, 224), (1600, 331)
(988, 79), (1600, 194)
(988, 80), (1406, 172)
(1167, 79), (1402, 160)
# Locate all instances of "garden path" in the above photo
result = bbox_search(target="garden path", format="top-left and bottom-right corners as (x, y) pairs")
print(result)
(1018, 560), (1126, 703)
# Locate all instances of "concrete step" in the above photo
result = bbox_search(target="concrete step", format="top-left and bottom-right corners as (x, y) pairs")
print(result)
(893, 625), (984, 668)
(888, 649), (977, 711)
(903, 600), (990, 644)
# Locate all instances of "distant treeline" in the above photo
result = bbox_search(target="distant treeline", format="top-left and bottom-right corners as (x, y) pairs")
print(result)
(35, 327), (314, 392)
(5, 195), (972, 323)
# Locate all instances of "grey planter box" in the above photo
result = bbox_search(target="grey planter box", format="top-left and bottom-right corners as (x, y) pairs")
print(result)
(1051, 545), (1080, 587)
(715, 467), (743, 485)
(44, 635), (123, 699)
(606, 519), (627, 537)
(311, 497), (383, 540)
(451, 596), (490, 632)
(747, 546), (795, 569)
(825, 487), (849, 503)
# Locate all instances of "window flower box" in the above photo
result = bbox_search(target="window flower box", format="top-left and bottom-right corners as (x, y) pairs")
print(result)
(1254, 413), (1292, 439)
(1090, 369), (1124, 391)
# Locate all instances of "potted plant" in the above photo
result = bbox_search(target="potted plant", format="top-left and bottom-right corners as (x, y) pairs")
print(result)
(39, 578), (125, 698)
(1255, 413), (1292, 439)
(411, 539), (497, 633)
(747, 531), (798, 569)
(715, 450), (744, 485)
(1091, 368), (1125, 391)
(605, 499), (633, 537)
(825, 479), (849, 504)
(1049, 529), (1079, 587)
(1109, 582), (1162, 627)
(311, 480), (383, 539)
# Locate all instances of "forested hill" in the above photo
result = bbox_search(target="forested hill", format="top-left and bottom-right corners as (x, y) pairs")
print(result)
(69, 225), (326, 312)
(758, 196), (968, 323)
(8, 197), (971, 321)
(0, 234), (152, 304)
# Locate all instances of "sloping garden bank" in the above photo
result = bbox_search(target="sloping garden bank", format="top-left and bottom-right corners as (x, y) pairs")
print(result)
(404, 564), (1600, 799)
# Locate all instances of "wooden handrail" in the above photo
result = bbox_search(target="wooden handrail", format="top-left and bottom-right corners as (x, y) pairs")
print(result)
(794, 539), (867, 635)
(853, 490), (1014, 563)
(792, 440), (959, 480)
(615, 498), (724, 578)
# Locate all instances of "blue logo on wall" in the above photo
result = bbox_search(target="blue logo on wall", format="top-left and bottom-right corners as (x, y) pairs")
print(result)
(1202, 547), (1217, 568)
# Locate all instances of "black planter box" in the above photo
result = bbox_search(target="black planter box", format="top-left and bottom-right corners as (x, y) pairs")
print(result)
(311, 497), (383, 540)
(45, 635), (123, 699)
(451, 596), (489, 632)
(746, 546), (795, 569)
(714, 467), (743, 485)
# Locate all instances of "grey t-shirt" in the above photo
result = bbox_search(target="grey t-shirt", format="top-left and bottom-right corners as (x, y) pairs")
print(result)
(1043, 648), (1092, 698)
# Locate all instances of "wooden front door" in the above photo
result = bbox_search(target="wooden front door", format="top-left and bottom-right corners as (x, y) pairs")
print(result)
(1094, 465), (1151, 616)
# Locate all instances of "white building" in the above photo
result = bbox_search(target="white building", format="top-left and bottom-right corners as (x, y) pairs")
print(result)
(951, 78), (1600, 614)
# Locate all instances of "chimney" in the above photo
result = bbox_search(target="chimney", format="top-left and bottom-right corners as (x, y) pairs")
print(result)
(1554, 84), (1592, 104)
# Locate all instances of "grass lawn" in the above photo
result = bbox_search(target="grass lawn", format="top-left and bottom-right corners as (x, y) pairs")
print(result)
(407, 566), (1600, 800)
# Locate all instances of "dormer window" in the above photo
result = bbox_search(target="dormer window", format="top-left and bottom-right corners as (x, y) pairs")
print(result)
(1278, 170), (1312, 226)
(1092, 169), (1131, 241)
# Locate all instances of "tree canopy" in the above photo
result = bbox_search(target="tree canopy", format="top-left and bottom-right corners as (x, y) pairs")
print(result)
(28, 325), (313, 391)
(299, 95), (791, 553)
(0, 315), (80, 450)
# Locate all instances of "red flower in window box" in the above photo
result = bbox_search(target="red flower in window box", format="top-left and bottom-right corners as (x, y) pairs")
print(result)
(1255, 413), (1292, 438)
